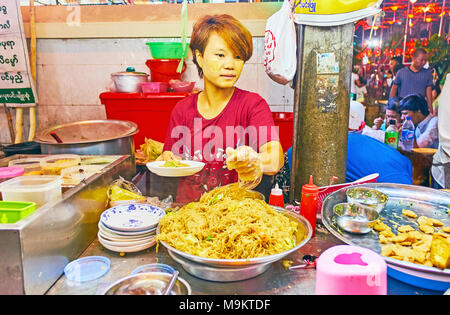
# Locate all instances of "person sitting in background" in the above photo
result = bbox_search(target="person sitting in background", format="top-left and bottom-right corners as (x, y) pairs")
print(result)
(431, 82), (441, 116)
(372, 96), (403, 131)
(275, 102), (413, 200)
(399, 94), (439, 149)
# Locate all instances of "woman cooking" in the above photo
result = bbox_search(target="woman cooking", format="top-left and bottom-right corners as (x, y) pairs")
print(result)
(158, 14), (284, 203)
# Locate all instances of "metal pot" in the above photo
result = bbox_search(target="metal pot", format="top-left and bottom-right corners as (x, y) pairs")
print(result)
(111, 67), (148, 93)
(34, 120), (139, 157)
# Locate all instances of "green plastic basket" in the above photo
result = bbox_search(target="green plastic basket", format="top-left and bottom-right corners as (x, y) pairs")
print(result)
(0, 201), (36, 224)
(146, 42), (189, 59)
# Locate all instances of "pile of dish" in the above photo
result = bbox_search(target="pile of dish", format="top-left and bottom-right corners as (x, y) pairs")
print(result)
(98, 203), (165, 253)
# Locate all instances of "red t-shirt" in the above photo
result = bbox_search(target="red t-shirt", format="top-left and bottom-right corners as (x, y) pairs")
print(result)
(163, 87), (279, 203)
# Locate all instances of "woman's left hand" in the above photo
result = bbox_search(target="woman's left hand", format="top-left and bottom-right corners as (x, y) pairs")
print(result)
(225, 146), (263, 184)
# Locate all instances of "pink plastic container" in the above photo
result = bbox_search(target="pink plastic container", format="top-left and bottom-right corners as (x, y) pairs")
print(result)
(141, 82), (169, 93)
(169, 81), (195, 93)
(315, 245), (387, 295)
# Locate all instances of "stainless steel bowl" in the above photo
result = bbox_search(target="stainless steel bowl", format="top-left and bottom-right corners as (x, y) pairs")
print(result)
(333, 202), (379, 234)
(346, 187), (388, 213)
(111, 70), (148, 93)
(102, 272), (191, 295)
(157, 207), (312, 281)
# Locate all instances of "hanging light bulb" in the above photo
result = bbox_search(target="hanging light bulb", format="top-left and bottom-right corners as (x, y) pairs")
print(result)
(410, 0), (417, 3)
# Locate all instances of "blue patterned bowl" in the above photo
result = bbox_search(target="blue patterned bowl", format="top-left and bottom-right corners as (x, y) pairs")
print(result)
(100, 204), (165, 232)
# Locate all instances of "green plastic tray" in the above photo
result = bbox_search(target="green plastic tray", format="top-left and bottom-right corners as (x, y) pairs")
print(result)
(0, 201), (36, 224)
(146, 42), (189, 59)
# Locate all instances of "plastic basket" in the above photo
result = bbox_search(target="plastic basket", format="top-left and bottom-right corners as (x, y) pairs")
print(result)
(317, 173), (379, 213)
(146, 42), (189, 59)
(0, 201), (36, 224)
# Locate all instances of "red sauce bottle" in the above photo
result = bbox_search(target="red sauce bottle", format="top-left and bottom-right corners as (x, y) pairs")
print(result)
(268, 183), (285, 208)
(300, 175), (318, 237)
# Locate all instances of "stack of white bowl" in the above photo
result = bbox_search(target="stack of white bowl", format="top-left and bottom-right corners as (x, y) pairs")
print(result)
(98, 203), (165, 253)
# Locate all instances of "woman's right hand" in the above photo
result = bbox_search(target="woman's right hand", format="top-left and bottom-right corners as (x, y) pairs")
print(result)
(156, 151), (182, 161)
(373, 117), (383, 130)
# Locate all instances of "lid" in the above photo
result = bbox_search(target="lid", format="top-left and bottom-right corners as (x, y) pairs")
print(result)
(64, 256), (110, 282)
(389, 120), (396, 125)
(270, 183), (283, 196)
(0, 166), (25, 179)
(302, 175), (319, 194)
(406, 116), (412, 120)
(34, 120), (138, 144)
(111, 67), (148, 77)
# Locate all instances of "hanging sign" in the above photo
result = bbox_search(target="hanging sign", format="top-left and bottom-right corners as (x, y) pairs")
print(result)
(0, 0), (37, 105)
(293, 0), (382, 26)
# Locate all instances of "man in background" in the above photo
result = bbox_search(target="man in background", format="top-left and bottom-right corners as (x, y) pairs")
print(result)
(390, 48), (434, 114)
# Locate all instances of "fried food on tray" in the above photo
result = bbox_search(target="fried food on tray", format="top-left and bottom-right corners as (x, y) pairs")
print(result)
(430, 233), (450, 269)
(402, 209), (418, 218)
(373, 214), (450, 270)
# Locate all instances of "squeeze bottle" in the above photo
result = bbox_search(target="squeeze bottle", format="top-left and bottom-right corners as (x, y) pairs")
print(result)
(268, 183), (285, 208)
(300, 175), (319, 237)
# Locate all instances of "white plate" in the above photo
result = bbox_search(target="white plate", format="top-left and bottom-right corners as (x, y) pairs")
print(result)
(100, 204), (165, 232)
(98, 233), (155, 247)
(146, 160), (205, 177)
(98, 221), (156, 237)
(99, 238), (156, 253)
(98, 230), (156, 243)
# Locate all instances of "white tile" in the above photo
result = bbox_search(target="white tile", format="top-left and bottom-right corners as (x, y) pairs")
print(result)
(37, 64), (73, 105)
(256, 64), (288, 106)
(235, 63), (258, 92)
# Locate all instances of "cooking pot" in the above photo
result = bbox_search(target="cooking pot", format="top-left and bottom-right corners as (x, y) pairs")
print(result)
(34, 120), (139, 158)
(111, 67), (148, 93)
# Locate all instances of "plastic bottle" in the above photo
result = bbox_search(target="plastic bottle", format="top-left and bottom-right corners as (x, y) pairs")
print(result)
(401, 116), (415, 151)
(268, 183), (285, 208)
(300, 175), (319, 237)
(384, 119), (399, 149)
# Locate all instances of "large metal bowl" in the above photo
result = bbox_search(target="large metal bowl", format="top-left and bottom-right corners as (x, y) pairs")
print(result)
(102, 272), (191, 295)
(157, 207), (312, 281)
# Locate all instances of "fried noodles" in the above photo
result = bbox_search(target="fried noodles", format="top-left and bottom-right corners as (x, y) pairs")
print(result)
(157, 184), (299, 259)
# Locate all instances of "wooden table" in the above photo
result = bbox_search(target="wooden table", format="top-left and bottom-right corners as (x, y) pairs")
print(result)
(398, 148), (437, 186)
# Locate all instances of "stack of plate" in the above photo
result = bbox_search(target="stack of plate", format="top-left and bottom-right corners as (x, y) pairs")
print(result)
(98, 203), (165, 253)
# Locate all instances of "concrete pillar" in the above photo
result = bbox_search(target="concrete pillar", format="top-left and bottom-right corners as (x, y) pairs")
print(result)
(290, 22), (354, 204)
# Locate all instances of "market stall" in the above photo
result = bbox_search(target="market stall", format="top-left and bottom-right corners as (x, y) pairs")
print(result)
(0, 0), (449, 297)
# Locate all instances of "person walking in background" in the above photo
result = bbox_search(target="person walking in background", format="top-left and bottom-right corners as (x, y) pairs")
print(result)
(390, 48), (434, 115)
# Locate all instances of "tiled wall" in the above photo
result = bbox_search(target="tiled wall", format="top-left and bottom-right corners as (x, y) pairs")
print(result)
(0, 37), (294, 144)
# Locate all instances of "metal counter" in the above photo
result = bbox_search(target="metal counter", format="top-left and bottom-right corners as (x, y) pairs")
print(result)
(0, 154), (135, 295)
(46, 223), (441, 295)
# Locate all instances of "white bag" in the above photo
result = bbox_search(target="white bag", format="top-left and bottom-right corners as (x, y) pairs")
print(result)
(264, 0), (297, 85)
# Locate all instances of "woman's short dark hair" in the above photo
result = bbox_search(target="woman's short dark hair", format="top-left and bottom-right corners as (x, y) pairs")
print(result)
(399, 94), (429, 116)
(386, 96), (402, 113)
(190, 14), (253, 78)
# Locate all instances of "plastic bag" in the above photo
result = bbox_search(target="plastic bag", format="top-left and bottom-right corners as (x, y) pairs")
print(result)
(264, 0), (297, 85)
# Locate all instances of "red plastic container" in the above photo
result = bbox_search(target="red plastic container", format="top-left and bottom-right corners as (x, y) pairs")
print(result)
(146, 59), (187, 83)
(272, 112), (293, 152)
(100, 91), (191, 147)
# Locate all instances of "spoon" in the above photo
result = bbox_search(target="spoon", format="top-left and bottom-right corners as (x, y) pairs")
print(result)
(161, 271), (179, 295)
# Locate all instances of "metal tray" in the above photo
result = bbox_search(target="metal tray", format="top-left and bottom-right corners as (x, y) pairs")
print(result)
(321, 183), (450, 290)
